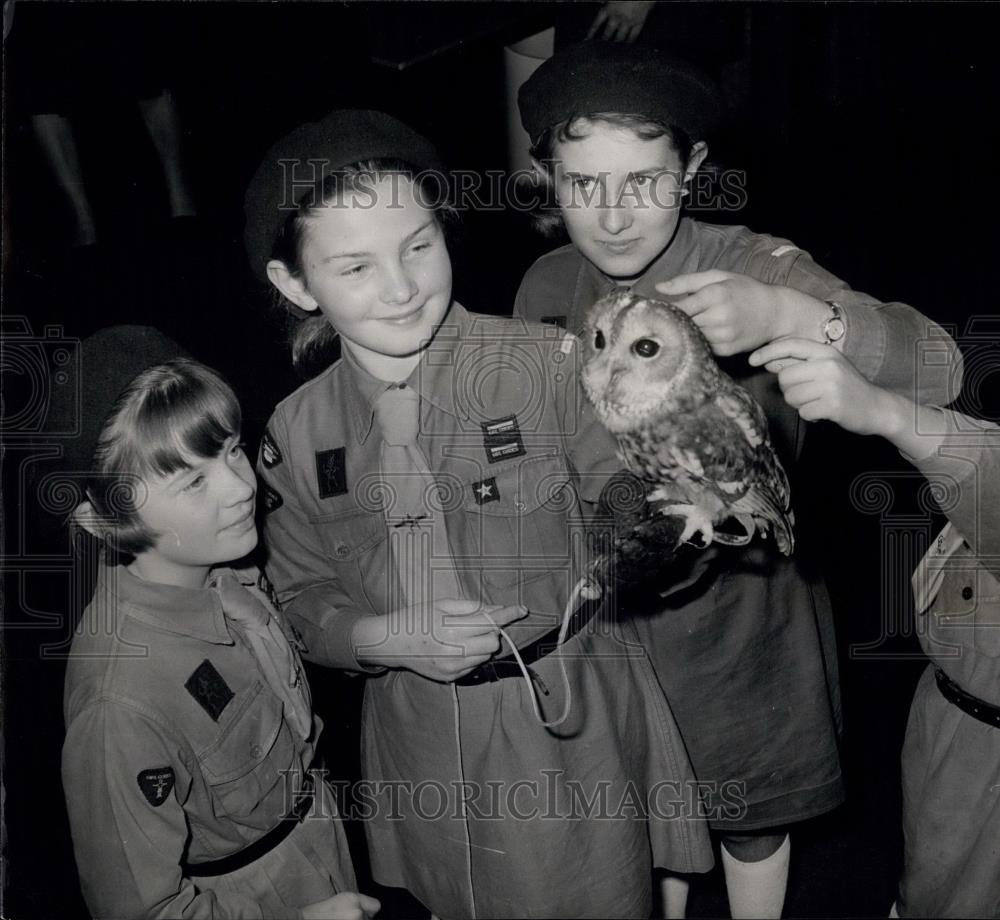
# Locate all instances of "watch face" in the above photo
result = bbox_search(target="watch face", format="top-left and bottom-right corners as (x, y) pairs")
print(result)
(825, 317), (846, 342)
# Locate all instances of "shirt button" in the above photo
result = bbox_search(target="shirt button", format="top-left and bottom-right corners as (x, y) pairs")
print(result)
(250, 743), (263, 759)
(961, 585), (974, 600)
(334, 543), (350, 558)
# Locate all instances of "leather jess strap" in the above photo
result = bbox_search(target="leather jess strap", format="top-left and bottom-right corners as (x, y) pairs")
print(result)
(454, 594), (599, 687)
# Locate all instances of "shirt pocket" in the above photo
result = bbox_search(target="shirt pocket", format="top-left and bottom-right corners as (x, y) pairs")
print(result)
(198, 682), (301, 833)
(459, 451), (579, 618)
(310, 504), (386, 562)
(929, 561), (1000, 659)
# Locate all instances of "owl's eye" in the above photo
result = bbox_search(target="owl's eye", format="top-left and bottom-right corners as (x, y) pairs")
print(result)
(632, 338), (660, 358)
(594, 329), (606, 350)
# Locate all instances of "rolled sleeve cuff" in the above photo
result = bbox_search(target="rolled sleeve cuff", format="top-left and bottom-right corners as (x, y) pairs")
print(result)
(325, 608), (388, 675)
(839, 300), (889, 381)
(285, 588), (387, 674)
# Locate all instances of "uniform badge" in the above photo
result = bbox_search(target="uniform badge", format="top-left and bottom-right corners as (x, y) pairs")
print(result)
(137, 767), (175, 807)
(184, 660), (234, 721)
(315, 447), (348, 499)
(260, 482), (283, 515)
(472, 477), (500, 504)
(256, 570), (281, 609)
(260, 430), (283, 469)
(482, 416), (526, 464)
(540, 314), (567, 329)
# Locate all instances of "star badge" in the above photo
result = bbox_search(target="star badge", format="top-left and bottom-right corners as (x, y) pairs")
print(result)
(472, 477), (500, 505)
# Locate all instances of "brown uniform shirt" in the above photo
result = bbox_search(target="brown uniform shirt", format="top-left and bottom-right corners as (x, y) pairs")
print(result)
(514, 217), (965, 830)
(62, 564), (355, 919)
(898, 413), (1000, 917)
(258, 305), (714, 918)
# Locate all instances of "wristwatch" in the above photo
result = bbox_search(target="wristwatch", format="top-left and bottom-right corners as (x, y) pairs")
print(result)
(822, 301), (846, 345)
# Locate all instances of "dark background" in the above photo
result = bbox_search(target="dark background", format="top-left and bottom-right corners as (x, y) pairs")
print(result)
(3, 2), (998, 917)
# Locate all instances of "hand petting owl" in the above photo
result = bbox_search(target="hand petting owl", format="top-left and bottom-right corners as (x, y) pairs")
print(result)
(581, 290), (795, 555)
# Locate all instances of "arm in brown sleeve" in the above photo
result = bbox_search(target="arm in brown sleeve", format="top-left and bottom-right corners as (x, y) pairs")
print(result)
(904, 410), (1000, 577)
(62, 702), (301, 920)
(781, 249), (964, 406)
(257, 417), (382, 674)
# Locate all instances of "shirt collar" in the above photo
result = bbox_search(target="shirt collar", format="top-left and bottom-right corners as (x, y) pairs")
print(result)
(343, 301), (471, 444)
(109, 564), (235, 645)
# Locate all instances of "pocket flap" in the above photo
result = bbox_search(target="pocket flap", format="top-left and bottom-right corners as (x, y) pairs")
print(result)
(200, 683), (284, 784)
(466, 452), (572, 518)
(309, 505), (386, 561)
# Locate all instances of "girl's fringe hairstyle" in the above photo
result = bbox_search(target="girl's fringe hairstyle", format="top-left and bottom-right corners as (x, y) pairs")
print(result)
(83, 359), (242, 558)
(268, 158), (459, 379)
(527, 113), (695, 238)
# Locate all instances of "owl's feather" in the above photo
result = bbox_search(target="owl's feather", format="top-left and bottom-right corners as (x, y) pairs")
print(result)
(581, 290), (795, 556)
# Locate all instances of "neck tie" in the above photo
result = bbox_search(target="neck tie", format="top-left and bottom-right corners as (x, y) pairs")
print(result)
(374, 384), (463, 609)
(214, 571), (313, 740)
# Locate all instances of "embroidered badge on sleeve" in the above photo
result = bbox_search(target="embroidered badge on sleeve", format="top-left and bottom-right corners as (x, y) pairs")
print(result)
(260, 482), (284, 515)
(137, 767), (175, 807)
(184, 660), (234, 721)
(260, 430), (283, 469)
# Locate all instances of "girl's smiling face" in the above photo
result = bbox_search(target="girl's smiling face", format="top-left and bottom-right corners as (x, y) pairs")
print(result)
(128, 436), (258, 589)
(284, 175), (453, 368)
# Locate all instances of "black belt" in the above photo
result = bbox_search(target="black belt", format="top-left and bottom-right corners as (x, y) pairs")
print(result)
(183, 773), (316, 877)
(455, 594), (599, 687)
(934, 667), (1000, 729)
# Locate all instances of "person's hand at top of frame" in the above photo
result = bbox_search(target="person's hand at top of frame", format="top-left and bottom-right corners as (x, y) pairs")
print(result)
(656, 271), (835, 358)
(586, 1), (656, 43)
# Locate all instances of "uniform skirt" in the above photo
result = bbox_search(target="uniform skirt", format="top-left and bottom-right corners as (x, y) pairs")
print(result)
(632, 542), (844, 832)
(359, 616), (713, 919)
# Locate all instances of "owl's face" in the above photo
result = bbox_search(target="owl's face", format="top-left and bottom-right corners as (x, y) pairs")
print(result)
(581, 291), (710, 434)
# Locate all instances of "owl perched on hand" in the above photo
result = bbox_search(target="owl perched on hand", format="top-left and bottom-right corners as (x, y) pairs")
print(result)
(581, 290), (794, 555)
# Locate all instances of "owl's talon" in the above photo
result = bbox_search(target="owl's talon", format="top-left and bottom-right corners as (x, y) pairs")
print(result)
(661, 503), (714, 549)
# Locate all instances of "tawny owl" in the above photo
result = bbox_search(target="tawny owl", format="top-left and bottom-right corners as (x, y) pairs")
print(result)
(581, 290), (794, 555)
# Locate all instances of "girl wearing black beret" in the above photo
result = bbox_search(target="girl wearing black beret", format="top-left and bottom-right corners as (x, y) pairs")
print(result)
(245, 109), (713, 919)
(515, 42), (965, 920)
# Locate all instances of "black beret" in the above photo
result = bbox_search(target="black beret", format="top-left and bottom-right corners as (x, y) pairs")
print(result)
(518, 42), (724, 145)
(45, 325), (190, 475)
(243, 109), (443, 281)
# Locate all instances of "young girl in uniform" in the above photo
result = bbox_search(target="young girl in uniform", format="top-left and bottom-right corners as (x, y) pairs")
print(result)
(752, 335), (998, 918)
(244, 109), (713, 918)
(57, 326), (378, 919)
(514, 42), (965, 919)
